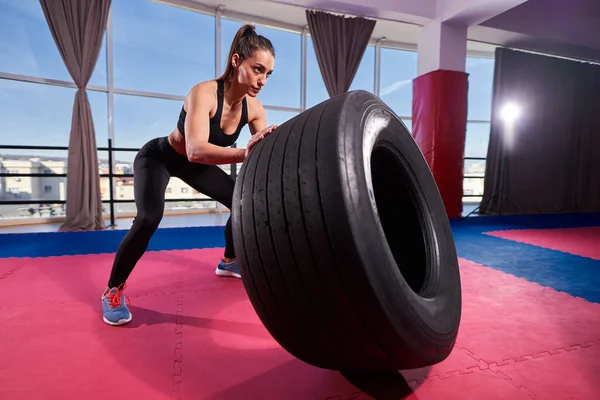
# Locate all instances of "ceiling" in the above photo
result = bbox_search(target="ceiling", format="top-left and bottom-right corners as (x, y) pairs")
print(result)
(479, 0), (600, 61)
(170, 0), (600, 62)
(169, 0), (496, 55)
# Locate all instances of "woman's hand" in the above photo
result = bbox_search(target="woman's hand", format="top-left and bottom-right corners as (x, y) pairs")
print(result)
(245, 124), (278, 157)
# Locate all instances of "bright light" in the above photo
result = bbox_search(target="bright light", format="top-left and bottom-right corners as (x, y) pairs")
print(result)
(501, 102), (520, 124)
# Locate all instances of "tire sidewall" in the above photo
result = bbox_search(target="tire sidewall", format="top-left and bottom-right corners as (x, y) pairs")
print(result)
(339, 91), (462, 353)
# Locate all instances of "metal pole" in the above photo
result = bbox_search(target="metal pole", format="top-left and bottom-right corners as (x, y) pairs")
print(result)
(301, 25), (308, 110)
(216, 5), (224, 78)
(108, 138), (115, 227)
(375, 37), (385, 97)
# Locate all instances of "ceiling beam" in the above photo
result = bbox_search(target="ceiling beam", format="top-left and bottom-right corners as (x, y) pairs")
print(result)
(439, 0), (531, 26)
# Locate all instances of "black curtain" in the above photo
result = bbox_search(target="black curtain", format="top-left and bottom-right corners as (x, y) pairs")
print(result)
(480, 47), (600, 215)
(305, 10), (376, 97)
(40, 0), (112, 231)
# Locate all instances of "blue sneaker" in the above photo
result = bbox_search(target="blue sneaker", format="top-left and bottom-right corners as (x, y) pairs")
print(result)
(101, 283), (132, 326)
(215, 259), (242, 279)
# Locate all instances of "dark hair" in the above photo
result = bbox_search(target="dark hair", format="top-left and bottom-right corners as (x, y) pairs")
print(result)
(219, 24), (275, 82)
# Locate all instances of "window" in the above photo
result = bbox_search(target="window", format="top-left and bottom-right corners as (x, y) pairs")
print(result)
(379, 47), (418, 118)
(89, 90), (109, 146)
(0, 79), (74, 151)
(463, 57), (495, 207)
(3, 176), (64, 201)
(463, 122), (491, 204)
(113, 94), (183, 154)
(402, 119), (412, 133)
(234, 109), (299, 152)
(464, 159), (486, 179)
(89, 31), (108, 87)
(349, 45), (375, 93)
(0, 0), (71, 81)
(111, 0), (216, 95)
(306, 38), (376, 108)
(0, 79), (107, 158)
(466, 57), (495, 121)
(465, 122), (491, 159)
(0, 0), (107, 86)
(305, 36), (329, 108)
(1, 0), (496, 222)
(266, 109), (299, 127)
(220, 19), (302, 108)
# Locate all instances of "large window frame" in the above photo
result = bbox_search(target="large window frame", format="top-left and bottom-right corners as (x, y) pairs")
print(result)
(0, 0), (495, 223)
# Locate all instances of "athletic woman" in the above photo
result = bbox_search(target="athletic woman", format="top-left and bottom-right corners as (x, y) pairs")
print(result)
(101, 24), (276, 326)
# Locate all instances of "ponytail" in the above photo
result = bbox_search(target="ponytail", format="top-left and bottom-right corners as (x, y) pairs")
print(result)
(219, 24), (275, 82)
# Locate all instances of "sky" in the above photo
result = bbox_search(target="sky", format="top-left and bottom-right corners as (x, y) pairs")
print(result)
(0, 0), (495, 164)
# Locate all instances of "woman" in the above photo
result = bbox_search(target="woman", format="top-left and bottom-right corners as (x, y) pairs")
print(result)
(101, 24), (277, 326)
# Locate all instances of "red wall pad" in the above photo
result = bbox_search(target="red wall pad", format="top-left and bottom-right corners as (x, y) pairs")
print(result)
(412, 69), (468, 219)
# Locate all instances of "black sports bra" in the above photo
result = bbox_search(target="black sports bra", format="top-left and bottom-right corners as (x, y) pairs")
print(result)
(177, 79), (248, 147)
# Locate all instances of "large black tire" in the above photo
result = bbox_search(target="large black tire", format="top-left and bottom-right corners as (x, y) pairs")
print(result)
(231, 90), (462, 372)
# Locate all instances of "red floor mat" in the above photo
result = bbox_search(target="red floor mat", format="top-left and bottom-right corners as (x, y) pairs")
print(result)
(0, 249), (599, 399)
(485, 226), (600, 260)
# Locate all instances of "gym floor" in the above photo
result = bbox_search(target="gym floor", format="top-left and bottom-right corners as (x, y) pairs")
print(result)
(1, 211), (599, 399)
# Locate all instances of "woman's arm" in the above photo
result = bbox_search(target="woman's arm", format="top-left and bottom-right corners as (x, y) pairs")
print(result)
(248, 100), (268, 135)
(184, 83), (246, 165)
(245, 99), (278, 152)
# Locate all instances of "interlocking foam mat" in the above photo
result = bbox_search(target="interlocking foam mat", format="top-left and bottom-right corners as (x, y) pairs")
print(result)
(451, 213), (600, 304)
(485, 226), (600, 260)
(1, 249), (599, 399)
(1, 212), (600, 399)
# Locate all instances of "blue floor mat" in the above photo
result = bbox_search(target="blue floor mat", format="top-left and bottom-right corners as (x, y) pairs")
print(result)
(451, 213), (600, 304)
(1, 212), (599, 303)
(0, 225), (226, 258)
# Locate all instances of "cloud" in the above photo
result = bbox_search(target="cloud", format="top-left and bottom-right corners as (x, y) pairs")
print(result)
(379, 79), (412, 96)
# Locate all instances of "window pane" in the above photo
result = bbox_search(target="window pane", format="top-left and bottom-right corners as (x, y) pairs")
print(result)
(466, 57), (495, 121)
(402, 118), (412, 133)
(0, 174), (66, 202)
(463, 159), (486, 204)
(463, 177), (484, 200)
(112, 176), (218, 214)
(221, 19), (301, 108)
(0, 80), (108, 153)
(349, 45), (375, 93)
(234, 125), (252, 152)
(464, 159), (486, 177)
(113, 94), (183, 157)
(306, 40), (375, 108)
(379, 48), (417, 118)
(112, 0), (216, 95)
(88, 90), (109, 147)
(0, 173), (68, 220)
(305, 36), (329, 108)
(234, 109), (299, 154)
(465, 122), (490, 158)
(0, 0), (71, 81)
(0, 154), (68, 220)
(88, 31), (108, 87)
(267, 109), (299, 127)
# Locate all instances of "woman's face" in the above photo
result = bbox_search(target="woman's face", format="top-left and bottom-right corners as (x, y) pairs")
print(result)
(232, 49), (275, 97)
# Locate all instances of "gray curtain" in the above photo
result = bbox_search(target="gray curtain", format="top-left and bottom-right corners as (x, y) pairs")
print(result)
(306, 10), (376, 97)
(480, 47), (600, 215)
(39, 0), (111, 231)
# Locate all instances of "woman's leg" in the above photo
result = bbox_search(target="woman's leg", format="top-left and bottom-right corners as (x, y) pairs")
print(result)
(102, 147), (171, 326)
(107, 156), (171, 288)
(175, 163), (239, 277)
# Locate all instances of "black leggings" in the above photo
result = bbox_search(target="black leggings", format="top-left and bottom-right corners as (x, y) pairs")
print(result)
(107, 136), (235, 288)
